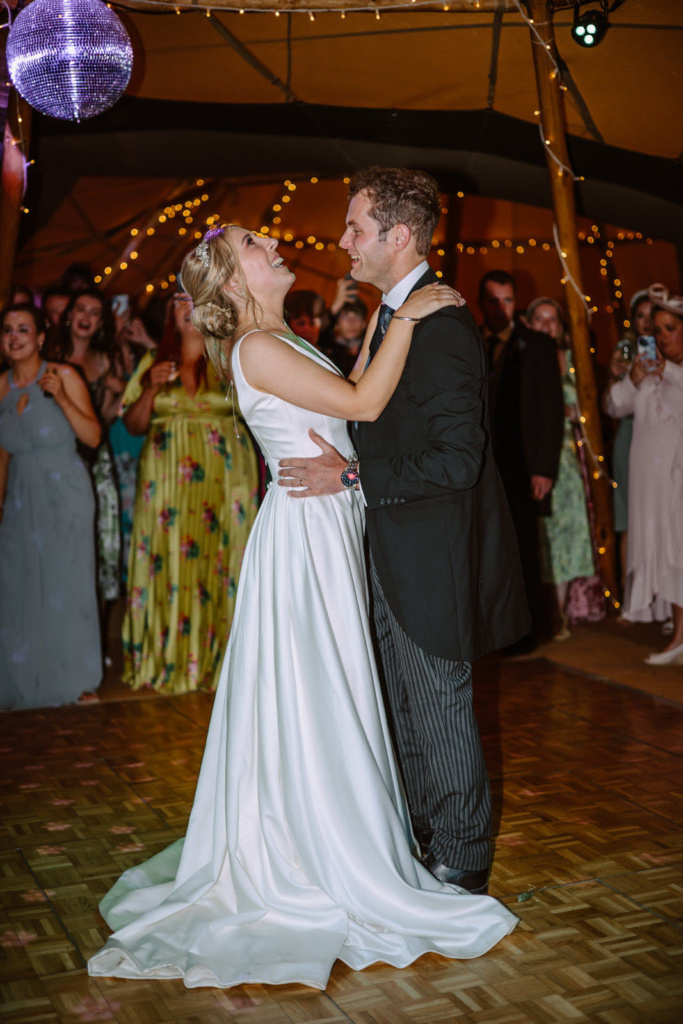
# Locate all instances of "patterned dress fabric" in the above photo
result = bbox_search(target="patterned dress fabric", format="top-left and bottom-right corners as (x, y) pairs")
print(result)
(88, 332), (516, 991)
(84, 376), (122, 602)
(110, 414), (144, 586)
(121, 351), (259, 693)
(0, 363), (101, 709)
(606, 361), (683, 622)
(539, 351), (595, 586)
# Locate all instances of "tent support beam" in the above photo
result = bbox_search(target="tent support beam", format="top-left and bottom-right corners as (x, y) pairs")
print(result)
(0, 91), (32, 310)
(486, 3), (504, 109)
(526, 0), (617, 606)
(210, 15), (299, 103)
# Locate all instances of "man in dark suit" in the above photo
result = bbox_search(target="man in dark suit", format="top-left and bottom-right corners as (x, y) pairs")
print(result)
(478, 271), (565, 648)
(278, 168), (529, 895)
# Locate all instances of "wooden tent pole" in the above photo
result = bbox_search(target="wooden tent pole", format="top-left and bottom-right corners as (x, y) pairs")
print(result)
(526, 0), (617, 604)
(0, 91), (32, 310)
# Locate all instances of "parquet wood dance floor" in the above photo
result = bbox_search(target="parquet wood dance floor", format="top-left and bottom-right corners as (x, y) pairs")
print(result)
(1, 657), (682, 1024)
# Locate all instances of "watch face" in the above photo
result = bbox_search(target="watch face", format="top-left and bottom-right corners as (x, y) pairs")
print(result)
(341, 466), (359, 488)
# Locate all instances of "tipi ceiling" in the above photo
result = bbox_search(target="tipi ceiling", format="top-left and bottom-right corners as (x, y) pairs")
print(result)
(8, 0), (683, 321)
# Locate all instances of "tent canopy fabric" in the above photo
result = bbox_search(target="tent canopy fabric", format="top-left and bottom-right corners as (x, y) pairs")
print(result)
(10, 0), (683, 327)
(115, 0), (682, 159)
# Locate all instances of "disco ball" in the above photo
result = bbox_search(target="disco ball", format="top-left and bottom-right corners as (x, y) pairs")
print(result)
(6, 0), (133, 122)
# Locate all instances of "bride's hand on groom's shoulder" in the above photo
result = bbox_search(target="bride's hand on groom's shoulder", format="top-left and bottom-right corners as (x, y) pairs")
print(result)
(397, 284), (466, 322)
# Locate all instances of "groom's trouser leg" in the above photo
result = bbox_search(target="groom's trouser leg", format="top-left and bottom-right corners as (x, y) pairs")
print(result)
(370, 558), (491, 872)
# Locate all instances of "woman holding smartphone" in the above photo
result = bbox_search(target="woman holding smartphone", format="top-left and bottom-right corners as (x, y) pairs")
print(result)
(605, 285), (683, 664)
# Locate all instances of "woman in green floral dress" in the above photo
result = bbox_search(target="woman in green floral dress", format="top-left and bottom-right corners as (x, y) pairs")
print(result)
(121, 293), (259, 693)
(527, 298), (595, 638)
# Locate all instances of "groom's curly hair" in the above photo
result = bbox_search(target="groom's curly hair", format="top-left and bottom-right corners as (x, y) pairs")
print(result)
(347, 167), (442, 257)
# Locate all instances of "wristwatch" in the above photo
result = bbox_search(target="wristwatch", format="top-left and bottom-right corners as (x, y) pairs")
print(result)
(341, 452), (360, 490)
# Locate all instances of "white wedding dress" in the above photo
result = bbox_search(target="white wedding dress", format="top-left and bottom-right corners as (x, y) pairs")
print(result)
(88, 333), (517, 990)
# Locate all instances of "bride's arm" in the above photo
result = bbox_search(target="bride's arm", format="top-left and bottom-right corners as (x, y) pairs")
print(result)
(238, 285), (459, 422)
(346, 308), (378, 384)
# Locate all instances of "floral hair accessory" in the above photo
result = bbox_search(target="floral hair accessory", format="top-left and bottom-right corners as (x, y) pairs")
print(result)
(194, 240), (210, 267)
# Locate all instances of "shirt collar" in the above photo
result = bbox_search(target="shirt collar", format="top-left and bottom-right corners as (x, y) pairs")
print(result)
(383, 260), (430, 310)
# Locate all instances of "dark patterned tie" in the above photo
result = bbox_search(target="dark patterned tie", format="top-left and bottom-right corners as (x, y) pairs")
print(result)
(367, 303), (395, 366)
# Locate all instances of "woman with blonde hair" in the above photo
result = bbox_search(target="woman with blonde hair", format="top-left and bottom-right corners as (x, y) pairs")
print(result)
(89, 224), (516, 990)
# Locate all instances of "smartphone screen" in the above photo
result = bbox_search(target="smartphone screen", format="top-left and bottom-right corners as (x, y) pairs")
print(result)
(112, 294), (130, 317)
(637, 334), (657, 363)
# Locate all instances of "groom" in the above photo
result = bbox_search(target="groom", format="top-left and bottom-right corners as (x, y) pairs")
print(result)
(279, 167), (529, 894)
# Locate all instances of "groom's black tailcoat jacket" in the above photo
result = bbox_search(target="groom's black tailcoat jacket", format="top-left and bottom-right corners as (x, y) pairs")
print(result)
(352, 268), (529, 663)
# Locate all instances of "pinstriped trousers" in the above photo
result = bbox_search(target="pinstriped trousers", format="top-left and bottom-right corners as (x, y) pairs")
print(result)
(369, 556), (492, 872)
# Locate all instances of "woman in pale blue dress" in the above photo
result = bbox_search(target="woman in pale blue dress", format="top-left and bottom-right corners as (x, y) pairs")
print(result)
(0, 305), (102, 709)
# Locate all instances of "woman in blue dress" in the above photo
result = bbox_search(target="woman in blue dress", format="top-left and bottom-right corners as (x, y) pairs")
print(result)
(0, 304), (102, 709)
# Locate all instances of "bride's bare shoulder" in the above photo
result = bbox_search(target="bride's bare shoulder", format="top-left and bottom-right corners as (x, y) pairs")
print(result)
(238, 330), (298, 362)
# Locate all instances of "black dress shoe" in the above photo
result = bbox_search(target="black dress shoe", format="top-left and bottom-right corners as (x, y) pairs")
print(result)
(423, 854), (489, 895)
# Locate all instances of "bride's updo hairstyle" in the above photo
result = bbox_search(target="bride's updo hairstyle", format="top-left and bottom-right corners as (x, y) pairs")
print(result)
(181, 225), (258, 380)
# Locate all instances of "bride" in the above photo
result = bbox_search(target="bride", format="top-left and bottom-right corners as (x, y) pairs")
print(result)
(88, 225), (517, 991)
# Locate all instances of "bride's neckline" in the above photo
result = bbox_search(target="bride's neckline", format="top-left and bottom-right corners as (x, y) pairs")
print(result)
(238, 322), (320, 360)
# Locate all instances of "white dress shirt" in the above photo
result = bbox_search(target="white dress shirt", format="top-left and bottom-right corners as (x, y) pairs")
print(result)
(354, 261), (430, 502)
(383, 260), (430, 311)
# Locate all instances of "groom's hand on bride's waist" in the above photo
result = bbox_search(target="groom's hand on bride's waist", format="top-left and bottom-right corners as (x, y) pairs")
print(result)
(278, 429), (347, 497)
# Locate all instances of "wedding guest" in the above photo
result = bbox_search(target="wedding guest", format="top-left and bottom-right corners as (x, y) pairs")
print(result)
(322, 298), (369, 377)
(41, 286), (71, 330)
(605, 285), (683, 665)
(526, 297), (596, 639)
(110, 296), (155, 585)
(0, 304), (102, 708)
(60, 261), (96, 293)
(479, 270), (564, 648)
(11, 285), (35, 306)
(283, 290), (323, 347)
(120, 291), (259, 693)
(605, 289), (654, 591)
(46, 289), (125, 650)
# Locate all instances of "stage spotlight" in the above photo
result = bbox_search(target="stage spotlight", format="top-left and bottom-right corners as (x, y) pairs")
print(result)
(571, 4), (610, 48)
